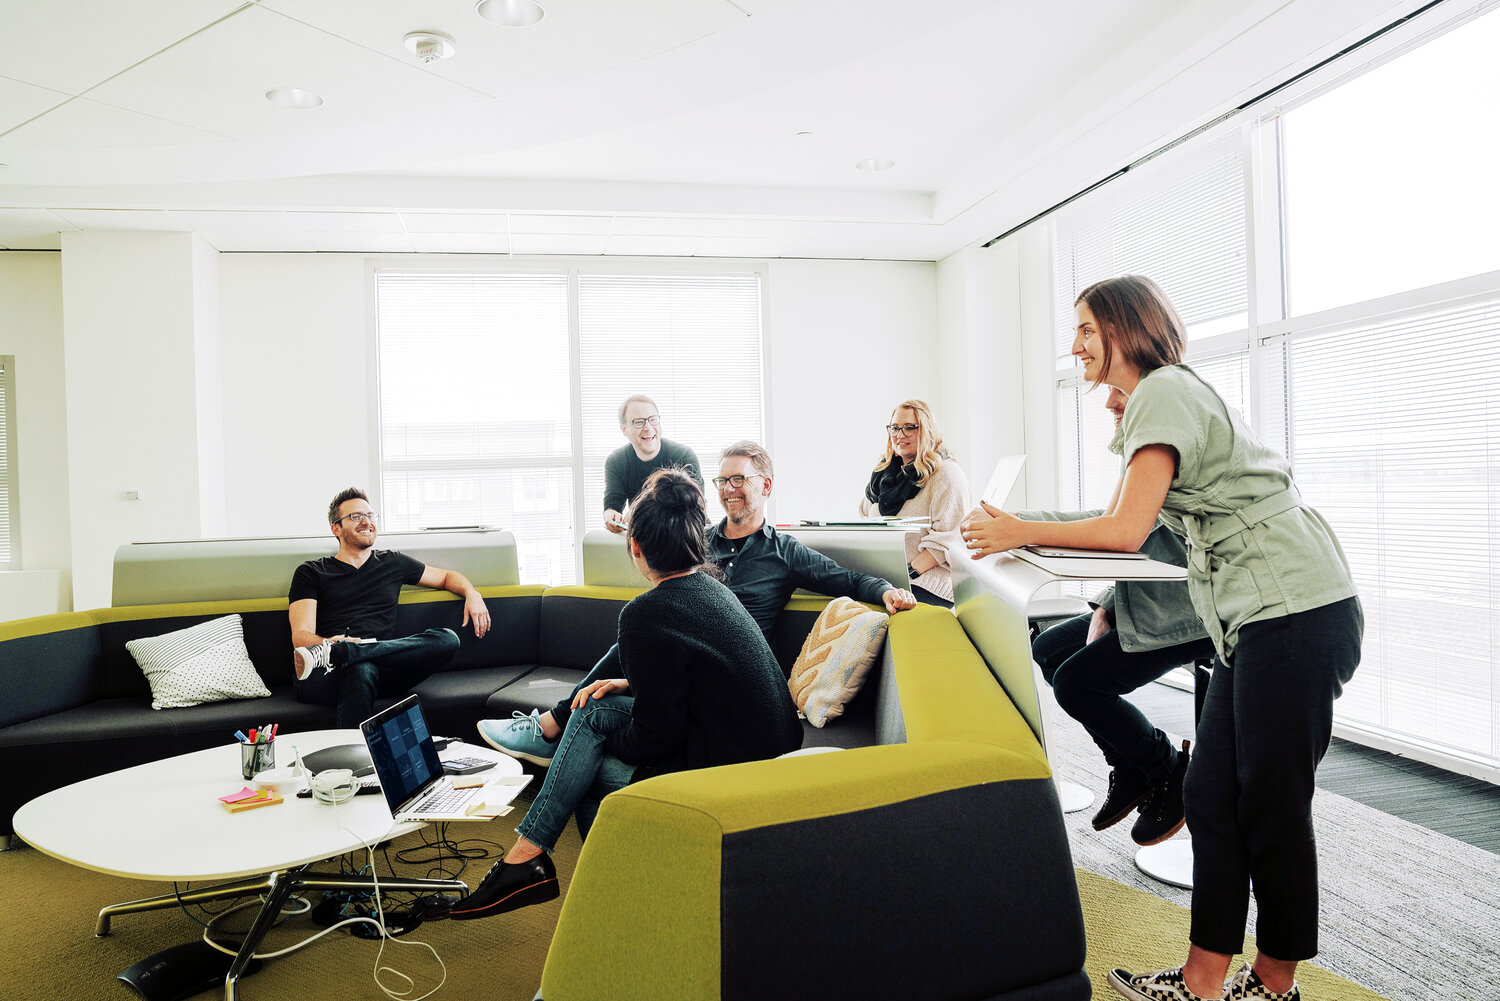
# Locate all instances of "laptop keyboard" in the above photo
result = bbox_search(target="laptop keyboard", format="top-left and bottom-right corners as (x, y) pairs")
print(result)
(410, 782), (474, 815)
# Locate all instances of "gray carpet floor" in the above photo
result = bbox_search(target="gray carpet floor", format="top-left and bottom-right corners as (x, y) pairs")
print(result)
(1043, 683), (1500, 1001)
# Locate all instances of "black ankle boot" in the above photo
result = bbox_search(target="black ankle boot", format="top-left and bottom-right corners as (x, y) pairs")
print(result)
(1131, 740), (1191, 846)
(449, 851), (559, 920)
(1092, 766), (1153, 831)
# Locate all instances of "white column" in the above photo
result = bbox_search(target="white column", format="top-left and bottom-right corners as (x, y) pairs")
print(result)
(60, 231), (224, 609)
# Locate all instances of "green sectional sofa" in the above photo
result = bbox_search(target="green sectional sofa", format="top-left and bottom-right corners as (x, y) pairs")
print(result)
(0, 584), (1088, 1001)
(538, 602), (1088, 1001)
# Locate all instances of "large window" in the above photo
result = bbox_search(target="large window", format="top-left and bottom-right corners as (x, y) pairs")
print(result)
(1051, 130), (1251, 515)
(1041, 4), (1500, 779)
(374, 267), (763, 585)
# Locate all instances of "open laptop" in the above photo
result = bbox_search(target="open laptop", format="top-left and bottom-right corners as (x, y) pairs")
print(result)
(360, 695), (528, 822)
(982, 454), (1027, 507)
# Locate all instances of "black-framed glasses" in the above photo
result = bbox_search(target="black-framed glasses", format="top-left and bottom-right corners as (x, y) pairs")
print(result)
(712, 473), (765, 490)
(886, 423), (920, 438)
(335, 511), (378, 526)
(628, 416), (660, 430)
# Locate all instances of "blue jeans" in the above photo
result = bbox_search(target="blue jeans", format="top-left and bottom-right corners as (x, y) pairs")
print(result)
(1032, 613), (1215, 783)
(548, 643), (620, 729)
(294, 627), (460, 729)
(516, 694), (637, 852)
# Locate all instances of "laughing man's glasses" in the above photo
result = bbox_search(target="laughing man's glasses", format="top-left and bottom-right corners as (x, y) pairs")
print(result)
(628, 416), (660, 430)
(335, 512), (378, 526)
(712, 474), (765, 490)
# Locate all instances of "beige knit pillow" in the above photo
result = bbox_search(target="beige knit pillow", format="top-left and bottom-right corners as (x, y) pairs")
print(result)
(788, 597), (889, 727)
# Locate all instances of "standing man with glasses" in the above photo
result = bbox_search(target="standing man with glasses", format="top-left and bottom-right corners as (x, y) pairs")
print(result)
(476, 440), (916, 765)
(602, 394), (703, 533)
(289, 487), (491, 729)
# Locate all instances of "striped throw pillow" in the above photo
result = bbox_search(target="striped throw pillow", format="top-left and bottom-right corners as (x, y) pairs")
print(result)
(125, 614), (272, 710)
(788, 597), (889, 727)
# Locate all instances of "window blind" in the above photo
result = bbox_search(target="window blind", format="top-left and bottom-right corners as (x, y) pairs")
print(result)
(375, 272), (576, 584)
(1052, 130), (1249, 367)
(577, 273), (763, 519)
(374, 268), (765, 585)
(1266, 296), (1500, 770)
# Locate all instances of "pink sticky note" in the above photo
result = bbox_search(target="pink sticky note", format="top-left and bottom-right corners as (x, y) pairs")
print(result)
(220, 786), (258, 803)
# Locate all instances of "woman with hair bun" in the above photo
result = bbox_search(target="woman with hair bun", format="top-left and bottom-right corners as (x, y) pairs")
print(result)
(859, 399), (972, 607)
(451, 467), (802, 921)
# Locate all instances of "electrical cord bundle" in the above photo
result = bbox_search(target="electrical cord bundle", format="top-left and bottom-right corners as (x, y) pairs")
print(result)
(181, 795), (450, 1000)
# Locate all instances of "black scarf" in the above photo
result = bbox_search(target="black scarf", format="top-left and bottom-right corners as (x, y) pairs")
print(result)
(864, 460), (923, 516)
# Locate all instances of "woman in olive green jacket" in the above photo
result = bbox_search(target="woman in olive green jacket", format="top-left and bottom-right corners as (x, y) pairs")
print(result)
(963, 275), (1361, 1001)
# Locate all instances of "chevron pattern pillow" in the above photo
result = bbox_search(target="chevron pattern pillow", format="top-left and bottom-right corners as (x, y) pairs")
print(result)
(788, 597), (889, 727)
(126, 614), (272, 710)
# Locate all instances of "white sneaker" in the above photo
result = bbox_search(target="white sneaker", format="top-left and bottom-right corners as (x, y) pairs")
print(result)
(293, 641), (333, 681)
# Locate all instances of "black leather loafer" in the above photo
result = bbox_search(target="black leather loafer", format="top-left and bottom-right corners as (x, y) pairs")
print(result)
(449, 851), (559, 920)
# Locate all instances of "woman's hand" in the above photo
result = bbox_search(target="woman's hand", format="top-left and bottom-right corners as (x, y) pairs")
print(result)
(960, 501), (1028, 559)
(570, 677), (630, 709)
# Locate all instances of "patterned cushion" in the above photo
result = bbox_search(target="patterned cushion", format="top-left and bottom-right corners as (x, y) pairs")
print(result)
(787, 597), (888, 727)
(125, 614), (272, 710)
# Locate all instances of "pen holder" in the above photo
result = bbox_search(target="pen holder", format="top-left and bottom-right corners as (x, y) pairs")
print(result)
(240, 739), (275, 780)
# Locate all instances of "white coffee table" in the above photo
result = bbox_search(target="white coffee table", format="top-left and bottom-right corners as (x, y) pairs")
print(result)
(13, 729), (522, 999)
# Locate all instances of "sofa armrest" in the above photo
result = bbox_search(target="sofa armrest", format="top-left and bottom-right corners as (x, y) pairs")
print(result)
(540, 742), (1081, 1001)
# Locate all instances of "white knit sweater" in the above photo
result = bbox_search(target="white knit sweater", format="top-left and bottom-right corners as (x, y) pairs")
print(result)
(858, 458), (973, 603)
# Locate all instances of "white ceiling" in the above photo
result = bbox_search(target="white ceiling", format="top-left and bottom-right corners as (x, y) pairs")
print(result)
(0, 0), (1428, 260)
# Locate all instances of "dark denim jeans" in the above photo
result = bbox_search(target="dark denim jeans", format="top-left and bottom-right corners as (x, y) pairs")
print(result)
(294, 627), (460, 729)
(1185, 596), (1363, 960)
(515, 694), (636, 852)
(1032, 612), (1215, 783)
(548, 642), (621, 729)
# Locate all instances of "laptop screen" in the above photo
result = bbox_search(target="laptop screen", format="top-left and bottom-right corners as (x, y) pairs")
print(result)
(360, 695), (445, 816)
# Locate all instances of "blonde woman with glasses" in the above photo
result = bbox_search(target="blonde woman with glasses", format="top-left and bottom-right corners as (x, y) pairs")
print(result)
(858, 400), (972, 607)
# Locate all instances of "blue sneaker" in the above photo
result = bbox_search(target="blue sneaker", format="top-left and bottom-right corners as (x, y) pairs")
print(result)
(477, 711), (556, 766)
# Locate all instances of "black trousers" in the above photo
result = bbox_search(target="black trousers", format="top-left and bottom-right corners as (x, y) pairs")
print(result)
(294, 627), (460, 729)
(1032, 613), (1214, 783)
(1185, 597), (1363, 960)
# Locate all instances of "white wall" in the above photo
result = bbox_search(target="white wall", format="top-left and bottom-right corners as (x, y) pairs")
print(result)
(764, 259), (940, 522)
(219, 254), (372, 537)
(0, 253), (71, 617)
(9, 247), (962, 609)
(60, 231), (221, 609)
(215, 255), (941, 538)
(936, 244), (1029, 507)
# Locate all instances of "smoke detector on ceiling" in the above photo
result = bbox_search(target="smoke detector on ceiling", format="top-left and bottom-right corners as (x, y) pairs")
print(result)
(404, 31), (457, 63)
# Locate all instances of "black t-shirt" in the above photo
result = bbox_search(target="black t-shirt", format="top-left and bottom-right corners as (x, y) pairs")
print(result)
(602, 439), (703, 513)
(288, 549), (426, 640)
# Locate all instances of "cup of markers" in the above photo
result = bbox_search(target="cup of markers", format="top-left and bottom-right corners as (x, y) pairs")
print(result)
(237, 723), (278, 780)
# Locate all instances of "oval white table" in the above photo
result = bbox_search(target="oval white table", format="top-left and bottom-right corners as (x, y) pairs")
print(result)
(14, 729), (521, 999)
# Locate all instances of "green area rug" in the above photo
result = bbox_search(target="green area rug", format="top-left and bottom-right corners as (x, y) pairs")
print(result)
(1, 819), (1384, 1000)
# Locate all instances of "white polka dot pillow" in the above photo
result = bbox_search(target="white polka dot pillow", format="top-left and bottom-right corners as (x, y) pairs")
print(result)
(125, 614), (272, 710)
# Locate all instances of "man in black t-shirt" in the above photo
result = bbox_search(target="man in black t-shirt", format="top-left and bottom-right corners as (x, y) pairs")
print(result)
(289, 487), (492, 728)
(601, 394), (703, 533)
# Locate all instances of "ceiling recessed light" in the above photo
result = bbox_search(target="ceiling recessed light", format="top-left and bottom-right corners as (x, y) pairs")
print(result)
(856, 157), (895, 172)
(795, 130), (814, 137)
(476, 0), (545, 27)
(404, 30), (457, 63)
(264, 87), (323, 110)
